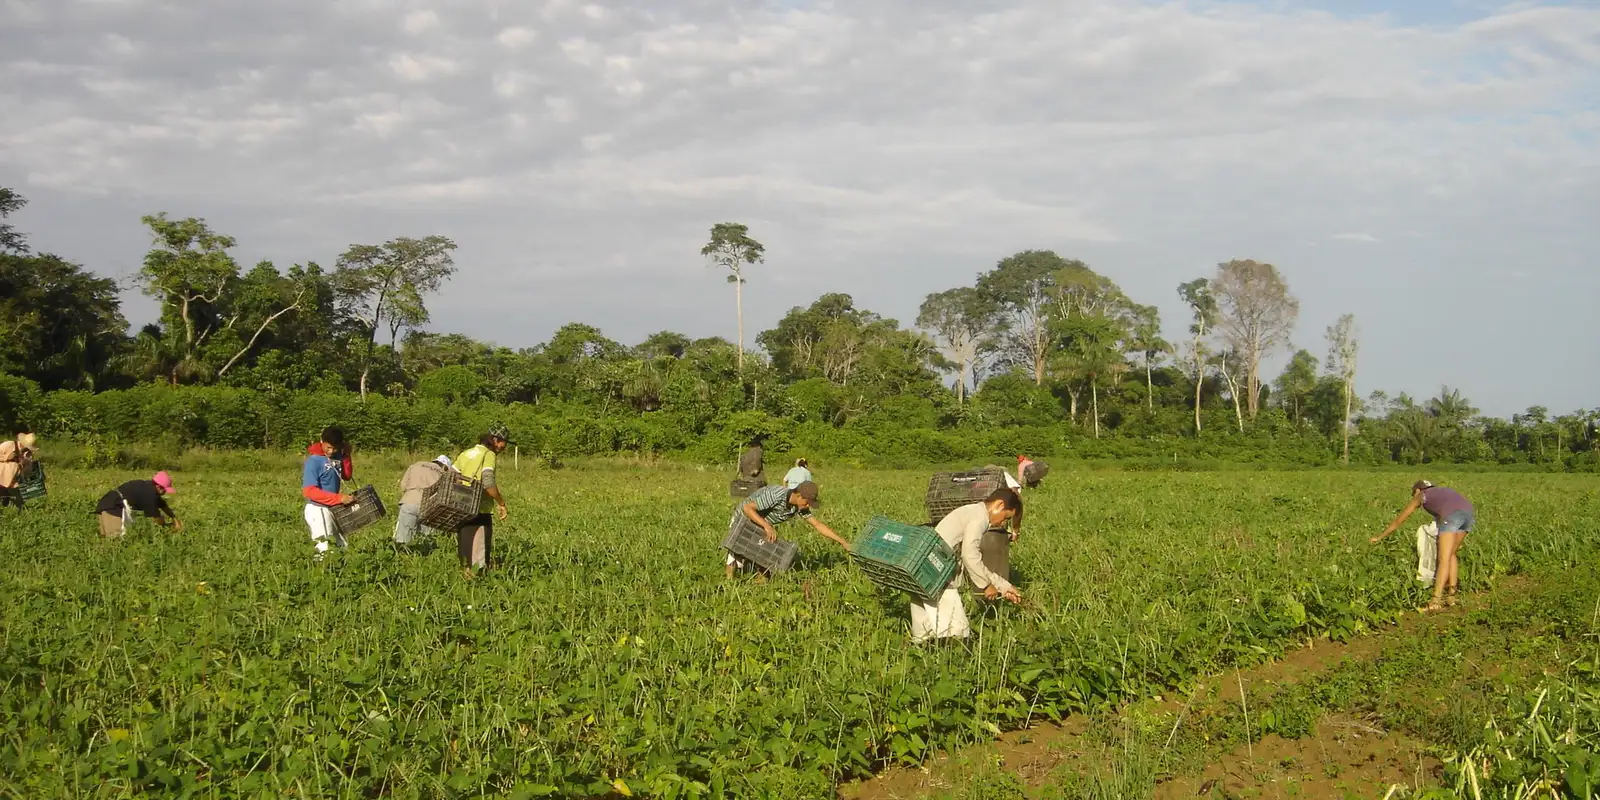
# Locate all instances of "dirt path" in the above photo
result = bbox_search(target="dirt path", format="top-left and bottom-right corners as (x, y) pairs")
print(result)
(839, 583), (1528, 800)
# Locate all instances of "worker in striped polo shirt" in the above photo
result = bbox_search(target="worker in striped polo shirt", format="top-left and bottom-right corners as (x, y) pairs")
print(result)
(724, 481), (850, 578)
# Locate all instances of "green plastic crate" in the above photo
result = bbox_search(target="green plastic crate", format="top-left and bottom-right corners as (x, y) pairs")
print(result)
(18, 462), (46, 501)
(850, 516), (957, 601)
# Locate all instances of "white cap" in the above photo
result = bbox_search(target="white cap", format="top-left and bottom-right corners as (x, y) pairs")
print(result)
(434, 455), (454, 468)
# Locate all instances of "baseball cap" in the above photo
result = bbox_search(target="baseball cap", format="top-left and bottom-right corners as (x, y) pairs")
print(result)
(792, 480), (821, 505)
(1412, 479), (1434, 492)
(153, 471), (175, 494)
(434, 455), (454, 468)
(487, 423), (516, 445)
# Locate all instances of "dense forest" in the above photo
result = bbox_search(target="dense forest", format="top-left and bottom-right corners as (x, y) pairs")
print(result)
(1, 187), (1593, 468)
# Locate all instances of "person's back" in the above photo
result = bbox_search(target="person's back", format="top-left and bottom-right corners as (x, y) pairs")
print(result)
(1421, 486), (1472, 519)
(934, 503), (990, 551)
(399, 460), (446, 506)
(784, 464), (812, 486)
(738, 445), (764, 481)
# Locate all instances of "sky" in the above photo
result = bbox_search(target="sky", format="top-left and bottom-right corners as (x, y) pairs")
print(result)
(1, 0), (1596, 417)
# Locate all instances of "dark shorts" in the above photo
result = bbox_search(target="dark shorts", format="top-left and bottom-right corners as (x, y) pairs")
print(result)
(457, 514), (493, 568)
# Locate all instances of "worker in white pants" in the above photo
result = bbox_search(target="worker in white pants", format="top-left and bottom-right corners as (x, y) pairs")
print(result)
(911, 488), (1024, 643)
(301, 429), (355, 560)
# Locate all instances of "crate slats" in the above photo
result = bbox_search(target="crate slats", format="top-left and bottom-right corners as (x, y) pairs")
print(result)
(420, 472), (483, 529)
(729, 478), (766, 498)
(331, 484), (386, 535)
(924, 467), (1006, 524)
(850, 516), (957, 601)
(721, 512), (799, 573)
(18, 462), (46, 501)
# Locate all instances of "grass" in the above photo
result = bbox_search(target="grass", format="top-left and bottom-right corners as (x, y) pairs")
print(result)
(0, 461), (1596, 798)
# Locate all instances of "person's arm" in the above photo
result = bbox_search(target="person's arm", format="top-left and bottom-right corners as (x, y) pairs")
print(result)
(742, 500), (778, 541)
(805, 516), (851, 550)
(156, 498), (183, 531)
(960, 519), (1018, 600)
(481, 467), (507, 520)
(1371, 492), (1423, 543)
(302, 485), (351, 505)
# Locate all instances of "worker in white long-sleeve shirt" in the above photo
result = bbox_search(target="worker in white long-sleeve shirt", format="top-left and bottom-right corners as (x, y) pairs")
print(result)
(911, 488), (1024, 643)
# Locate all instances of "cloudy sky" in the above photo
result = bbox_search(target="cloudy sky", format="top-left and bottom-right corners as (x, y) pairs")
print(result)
(2, 0), (1596, 416)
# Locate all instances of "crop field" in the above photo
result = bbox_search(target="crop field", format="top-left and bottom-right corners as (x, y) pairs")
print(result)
(1, 459), (1597, 798)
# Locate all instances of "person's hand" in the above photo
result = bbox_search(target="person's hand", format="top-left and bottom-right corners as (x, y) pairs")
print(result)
(1001, 587), (1023, 604)
(340, 494), (356, 506)
(496, 503), (508, 522)
(984, 585), (999, 600)
(1009, 531), (1020, 543)
(763, 525), (778, 544)
(172, 519), (185, 532)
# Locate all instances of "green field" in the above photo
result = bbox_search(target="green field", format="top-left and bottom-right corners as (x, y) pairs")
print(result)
(2, 460), (1596, 798)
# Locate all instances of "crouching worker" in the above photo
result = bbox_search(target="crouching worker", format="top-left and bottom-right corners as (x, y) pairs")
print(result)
(395, 455), (453, 547)
(302, 430), (356, 560)
(912, 488), (1024, 643)
(1371, 480), (1475, 612)
(725, 481), (850, 579)
(95, 471), (182, 537)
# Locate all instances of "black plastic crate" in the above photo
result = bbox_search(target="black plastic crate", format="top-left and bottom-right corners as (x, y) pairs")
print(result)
(729, 478), (766, 498)
(331, 484), (386, 535)
(420, 472), (483, 529)
(721, 512), (798, 573)
(924, 467), (1006, 524)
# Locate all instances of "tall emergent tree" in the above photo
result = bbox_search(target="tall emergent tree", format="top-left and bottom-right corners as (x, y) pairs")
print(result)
(138, 214), (242, 383)
(1177, 278), (1218, 433)
(333, 235), (458, 400)
(977, 250), (1070, 385)
(1125, 304), (1168, 411)
(916, 287), (997, 404)
(0, 187), (29, 254)
(1212, 259), (1299, 420)
(1325, 313), (1358, 463)
(702, 222), (765, 375)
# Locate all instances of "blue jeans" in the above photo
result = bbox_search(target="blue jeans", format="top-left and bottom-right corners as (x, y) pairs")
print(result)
(1438, 509), (1475, 533)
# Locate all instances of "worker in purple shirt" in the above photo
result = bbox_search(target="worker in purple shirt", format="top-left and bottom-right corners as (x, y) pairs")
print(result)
(1370, 480), (1476, 612)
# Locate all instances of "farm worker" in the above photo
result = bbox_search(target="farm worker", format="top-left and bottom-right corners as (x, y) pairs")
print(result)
(738, 438), (765, 486)
(1017, 454), (1047, 488)
(724, 481), (849, 579)
(306, 426), (354, 481)
(453, 424), (512, 579)
(977, 463), (1027, 585)
(911, 488), (1024, 643)
(394, 455), (453, 547)
(1370, 480), (1476, 611)
(0, 430), (36, 510)
(783, 458), (813, 489)
(302, 429), (357, 560)
(94, 471), (182, 537)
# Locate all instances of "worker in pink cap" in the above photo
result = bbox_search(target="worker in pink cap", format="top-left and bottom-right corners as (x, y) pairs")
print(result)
(94, 471), (183, 537)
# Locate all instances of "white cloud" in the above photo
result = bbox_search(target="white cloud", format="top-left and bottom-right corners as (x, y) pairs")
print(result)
(402, 9), (439, 35)
(388, 53), (459, 82)
(0, 0), (1597, 414)
(495, 25), (537, 48)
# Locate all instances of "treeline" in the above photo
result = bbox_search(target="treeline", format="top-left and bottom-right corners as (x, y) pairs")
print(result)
(0, 188), (1594, 469)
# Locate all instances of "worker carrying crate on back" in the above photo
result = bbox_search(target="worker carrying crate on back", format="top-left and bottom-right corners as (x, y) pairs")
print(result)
(912, 487), (1024, 643)
(394, 455), (455, 547)
(724, 481), (850, 579)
